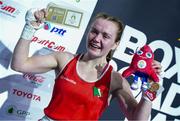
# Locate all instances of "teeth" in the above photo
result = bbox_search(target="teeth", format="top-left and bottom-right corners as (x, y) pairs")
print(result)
(90, 43), (101, 49)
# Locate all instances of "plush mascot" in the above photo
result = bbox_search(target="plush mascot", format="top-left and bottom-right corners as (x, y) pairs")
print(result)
(122, 45), (159, 90)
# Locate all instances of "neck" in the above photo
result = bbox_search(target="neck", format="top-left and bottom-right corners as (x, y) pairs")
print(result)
(80, 53), (108, 68)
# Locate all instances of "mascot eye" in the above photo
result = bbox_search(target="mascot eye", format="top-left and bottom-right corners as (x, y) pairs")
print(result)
(137, 50), (143, 55)
(146, 52), (152, 58)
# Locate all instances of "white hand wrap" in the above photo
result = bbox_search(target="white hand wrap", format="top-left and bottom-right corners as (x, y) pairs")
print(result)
(25, 8), (38, 22)
(20, 22), (37, 40)
(20, 8), (43, 40)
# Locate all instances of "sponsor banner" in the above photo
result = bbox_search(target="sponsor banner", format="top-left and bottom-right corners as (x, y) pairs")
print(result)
(0, 0), (25, 20)
(0, 101), (45, 120)
(8, 82), (52, 108)
(31, 0), (92, 53)
(0, 70), (55, 92)
(46, 2), (83, 28)
(0, 72), (55, 119)
(22, 72), (55, 91)
(0, 0), (98, 53)
(0, 1), (98, 120)
(31, 36), (66, 52)
(0, 0), (26, 49)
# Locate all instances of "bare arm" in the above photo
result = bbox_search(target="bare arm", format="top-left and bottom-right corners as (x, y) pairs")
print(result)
(111, 72), (152, 120)
(11, 38), (59, 73)
(11, 9), (56, 73)
(110, 60), (162, 120)
(11, 8), (73, 73)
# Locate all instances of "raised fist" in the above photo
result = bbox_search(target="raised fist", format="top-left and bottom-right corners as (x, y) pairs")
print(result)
(20, 8), (48, 40)
(25, 8), (48, 28)
(34, 9), (48, 23)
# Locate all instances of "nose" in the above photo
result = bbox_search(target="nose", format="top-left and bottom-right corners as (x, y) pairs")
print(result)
(93, 33), (102, 43)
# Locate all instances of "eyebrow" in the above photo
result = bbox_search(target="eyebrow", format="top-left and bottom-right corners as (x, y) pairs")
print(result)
(91, 27), (113, 38)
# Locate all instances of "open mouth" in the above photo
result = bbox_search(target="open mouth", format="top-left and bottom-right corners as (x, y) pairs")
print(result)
(89, 42), (101, 49)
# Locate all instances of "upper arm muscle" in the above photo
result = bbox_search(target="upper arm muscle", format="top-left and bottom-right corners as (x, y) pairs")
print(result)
(21, 51), (74, 73)
(22, 52), (58, 73)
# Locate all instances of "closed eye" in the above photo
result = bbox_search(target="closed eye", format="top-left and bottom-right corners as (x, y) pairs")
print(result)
(103, 33), (111, 39)
(90, 28), (99, 35)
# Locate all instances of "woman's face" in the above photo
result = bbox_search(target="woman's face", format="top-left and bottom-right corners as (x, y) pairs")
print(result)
(86, 18), (119, 58)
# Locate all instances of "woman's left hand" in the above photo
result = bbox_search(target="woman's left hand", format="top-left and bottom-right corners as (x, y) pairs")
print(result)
(152, 60), (162, 75)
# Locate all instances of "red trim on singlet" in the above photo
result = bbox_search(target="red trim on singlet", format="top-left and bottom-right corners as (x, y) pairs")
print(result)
(44, 54), (113, 120)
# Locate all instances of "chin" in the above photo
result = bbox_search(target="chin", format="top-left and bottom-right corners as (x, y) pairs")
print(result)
(87, 49), (101, 57)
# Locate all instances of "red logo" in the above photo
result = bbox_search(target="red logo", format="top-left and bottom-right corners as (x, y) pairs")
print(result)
(12, 88), (41, 101)
(23, 73), (45, 83)
(144, 90), (156, 101)
(0, 0), (20, 16)
(23, 73), (45, 87)
(0, 1), (15, 13)
(31, 36), (66, 52)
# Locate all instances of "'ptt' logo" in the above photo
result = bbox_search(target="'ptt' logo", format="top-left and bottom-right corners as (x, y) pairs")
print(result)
(44, 22), (67, 36)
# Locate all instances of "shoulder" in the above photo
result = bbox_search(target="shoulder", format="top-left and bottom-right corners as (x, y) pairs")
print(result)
(57, 51), (75, 60)
(53, 51), (76, 69)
